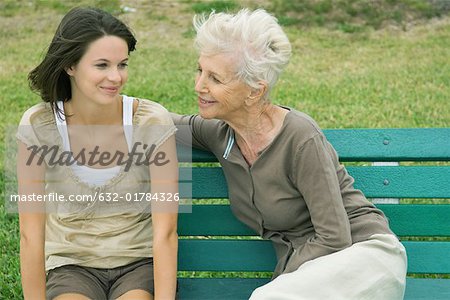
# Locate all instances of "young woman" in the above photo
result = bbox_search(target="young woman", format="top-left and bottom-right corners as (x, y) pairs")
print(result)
(17, 7), (178, 300)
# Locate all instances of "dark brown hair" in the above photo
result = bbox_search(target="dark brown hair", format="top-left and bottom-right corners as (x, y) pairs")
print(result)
(28, 7), (137, 115)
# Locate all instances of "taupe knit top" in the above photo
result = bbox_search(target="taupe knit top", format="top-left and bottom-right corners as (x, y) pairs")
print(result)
(173, 109), (394, 278)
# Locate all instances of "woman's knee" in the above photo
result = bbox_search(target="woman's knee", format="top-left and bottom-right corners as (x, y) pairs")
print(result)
(53, 293), (91, 300)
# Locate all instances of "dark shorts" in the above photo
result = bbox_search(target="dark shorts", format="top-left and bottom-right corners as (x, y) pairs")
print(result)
(46, 258), (154, 300)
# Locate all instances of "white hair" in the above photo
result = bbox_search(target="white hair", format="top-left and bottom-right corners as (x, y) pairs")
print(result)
(193, 8), (292, 100)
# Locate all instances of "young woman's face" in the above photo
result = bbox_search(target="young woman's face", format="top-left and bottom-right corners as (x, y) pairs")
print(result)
(67, 35), (129, 105)
(195, 53), (252, 120)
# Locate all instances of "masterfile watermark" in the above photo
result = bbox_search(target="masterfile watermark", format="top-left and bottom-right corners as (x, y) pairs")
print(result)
(9, 192), (180, 203)
(3, 124), (195, 214)
(25, 142), (169, 172)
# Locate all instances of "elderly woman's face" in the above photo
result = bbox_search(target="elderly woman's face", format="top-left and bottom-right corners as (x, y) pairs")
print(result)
(195, 53), (252, 120)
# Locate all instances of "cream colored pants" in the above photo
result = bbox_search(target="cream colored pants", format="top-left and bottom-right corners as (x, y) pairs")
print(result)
(249, 234), (407, 300)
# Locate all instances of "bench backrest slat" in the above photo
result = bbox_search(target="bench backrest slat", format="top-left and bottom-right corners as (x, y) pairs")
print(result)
(180, 166), (450, 198)
(323, 128), (450, 161)
(177, 128), (450, 162)
(178, 240), (450, 274)
(178, 204), (450, 237)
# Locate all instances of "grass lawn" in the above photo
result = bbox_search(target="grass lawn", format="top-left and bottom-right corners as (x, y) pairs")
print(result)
(1, 0), (449, 298)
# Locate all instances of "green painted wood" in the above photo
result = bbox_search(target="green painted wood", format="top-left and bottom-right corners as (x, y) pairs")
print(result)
(381, 205), (450, 236)
(178, 240), (450, 274)
(403, 278), (450, 300)
(178, 205), (450, 237)
(177, 128), (450, 162)
(179, 166), (450, 198)
(178, 205), (255, 236)
(178, 278), (269, 299)
(177, 144), (216, 162)
(179, 167), (228, 199)
(323, 128), (450, 162)
(178, 239), (277, 272)
(348, 166), (450, 198)
(178, 205), (253, 236)
(405, 241), (450, 273)
(175, 128), (450, 297)
(177, 278), (450, 300)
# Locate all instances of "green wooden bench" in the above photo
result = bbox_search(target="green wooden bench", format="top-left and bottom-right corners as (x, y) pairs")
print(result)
(176, 128), (450, 300)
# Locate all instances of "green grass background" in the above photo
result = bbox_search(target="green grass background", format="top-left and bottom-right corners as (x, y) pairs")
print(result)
(1, 0), (449, 298)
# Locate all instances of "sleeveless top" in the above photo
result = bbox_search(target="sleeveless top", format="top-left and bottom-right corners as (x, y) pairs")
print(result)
(17, 96), (176, 271)
(54, 96), (134, 186)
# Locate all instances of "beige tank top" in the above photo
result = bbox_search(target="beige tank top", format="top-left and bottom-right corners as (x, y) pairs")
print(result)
(17, 97), (176, 271)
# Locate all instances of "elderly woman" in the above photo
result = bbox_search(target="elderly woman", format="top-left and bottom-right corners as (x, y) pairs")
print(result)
(173, 8), (407, 299)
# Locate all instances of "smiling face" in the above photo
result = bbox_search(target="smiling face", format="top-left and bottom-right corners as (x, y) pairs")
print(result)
(195, 53), (252, 121)
(66, 35), (129, 106)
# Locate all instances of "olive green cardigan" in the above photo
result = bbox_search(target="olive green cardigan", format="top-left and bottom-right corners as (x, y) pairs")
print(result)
(173, 109), (393, 278)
